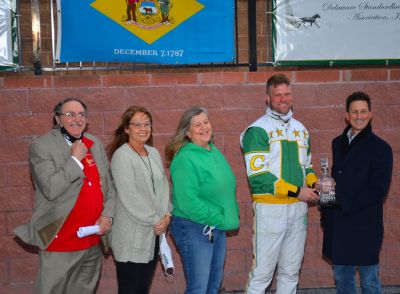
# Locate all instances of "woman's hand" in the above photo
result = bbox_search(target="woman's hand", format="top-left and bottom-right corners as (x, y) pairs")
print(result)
(154, 214), (171, 235)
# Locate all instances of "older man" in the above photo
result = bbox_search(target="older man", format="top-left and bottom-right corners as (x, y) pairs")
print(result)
(15, 98), (116, 294)
(241, 74), (319, 294)
(321, 92), (393, 294)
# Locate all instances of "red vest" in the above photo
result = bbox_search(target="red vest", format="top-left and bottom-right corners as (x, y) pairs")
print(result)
(47, 137), (104, 251)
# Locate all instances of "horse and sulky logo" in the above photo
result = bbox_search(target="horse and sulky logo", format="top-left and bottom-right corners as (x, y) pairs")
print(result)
(285, 13), (321, 29)
(91, 0), (205, 44)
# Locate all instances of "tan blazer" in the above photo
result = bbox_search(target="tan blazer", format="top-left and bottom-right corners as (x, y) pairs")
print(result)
(14, 129), (116, 250)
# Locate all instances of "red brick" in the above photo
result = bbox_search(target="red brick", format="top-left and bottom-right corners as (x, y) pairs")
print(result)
(0, 260), (8, 285)
(381, 269), (400, 285)
(222, 84), (265, 108)
(54, 76), (101, 88)
(151, 73), (198, 85)
(151, 134), (172, 157)
(6, 164), (31, 187)
(298, 269), (321, 288)
(103, 112), (123, 136)
(209, 110), (248, 133)
(309, 204), (323, 226)
(0, 213), (5, 236)
(248, 71), (293, 84)
(226, 225), (252, 250)
(0, 115), (3, 138)
(299, 268), (335, 288)
(394, 156), (400, 178)
(373, 105), (400, 129)
(4, 76), (51, 89)
(28, 89), (77, 113)
(126, 86), (223, 111)
(303, 244), (327, 271)
(174, 85), (223, 110)
(7, 212), (32, 236)
(0, 77), (4, 89)
(104, 74), (150, 86)
(221, 272), (249, 291)
(237, 202), (248, 229)
(295, 70), (341, 83)
(85, 112), (105, 136)
(0, 166), (6, 187)
(364, 82), (400, 105)
(383, 223), (400, 245)
(0, 91), (28, 113)
(385, 196), (400, 223)
(295, 106), (345, 131)
(96, 278), (118, 294)
(307, 213), (321, 240)
(384, 245), (400, 270)
(226, 155), (248, 180)
(235, 177), (252, 203)
(1, 69), (400, 292)
(5, 114), (52, 138)
(148, 273), (186, 294)
(344, 69), (388, 81)
(390, 69), (400, 80)
(151, 111), (182, 134)
(9, 257), (37, 284)
(387, 178), (400, 199)
(225, 249), (247, 273)
(77, 88), (127, 112)
(0, 285), (33, 294)
(243, 107), (267, 126)
(0, 140), (30, 163)
(0, 187), (32, 211)
(200, 72), (247, 85)
(309, 130), (337, 154)
(0, 236), (34, 259)
(293, 83), (368, 107)
(222, 133), (242, 156)
(124, 86), (173, 109)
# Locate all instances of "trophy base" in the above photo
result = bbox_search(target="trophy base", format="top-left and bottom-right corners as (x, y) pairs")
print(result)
(319, 193), (336, 207)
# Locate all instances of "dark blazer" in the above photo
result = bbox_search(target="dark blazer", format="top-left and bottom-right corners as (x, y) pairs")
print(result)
(14, 129), (116, 250)
(322, 124), (393, 265)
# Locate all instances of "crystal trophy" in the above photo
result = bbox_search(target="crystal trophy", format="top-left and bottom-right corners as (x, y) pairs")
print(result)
(318, 157), (336, 207)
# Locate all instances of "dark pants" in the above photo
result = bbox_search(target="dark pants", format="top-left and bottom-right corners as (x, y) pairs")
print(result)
(116, 236), (160, 294)
(126, 2), (137, 21)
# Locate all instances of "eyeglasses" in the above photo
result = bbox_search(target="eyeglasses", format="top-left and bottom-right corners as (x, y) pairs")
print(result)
(129, 122), (152, 129)
(58, 112), (87, 119)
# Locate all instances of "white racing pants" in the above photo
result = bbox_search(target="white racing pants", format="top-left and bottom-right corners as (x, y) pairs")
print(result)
(246, 201), (308, 294)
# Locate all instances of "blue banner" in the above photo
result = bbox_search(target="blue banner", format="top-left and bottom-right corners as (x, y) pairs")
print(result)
(56, 0), (235, 64)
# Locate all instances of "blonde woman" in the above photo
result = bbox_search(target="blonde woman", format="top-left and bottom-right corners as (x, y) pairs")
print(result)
(165, 107), (239, 294)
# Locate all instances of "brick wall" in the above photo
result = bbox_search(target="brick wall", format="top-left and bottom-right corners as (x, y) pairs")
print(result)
(0, 69), (399, 293)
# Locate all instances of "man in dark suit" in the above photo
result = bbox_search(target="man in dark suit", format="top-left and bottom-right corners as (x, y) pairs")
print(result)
(14, 98), (116, 294)
(321, 91), (393, 294)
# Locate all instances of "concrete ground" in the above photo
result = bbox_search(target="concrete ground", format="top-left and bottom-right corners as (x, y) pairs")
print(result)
(222, 286), (400, 293)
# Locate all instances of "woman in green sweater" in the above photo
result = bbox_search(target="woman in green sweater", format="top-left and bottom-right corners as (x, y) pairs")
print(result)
(165, 107), (239, 294)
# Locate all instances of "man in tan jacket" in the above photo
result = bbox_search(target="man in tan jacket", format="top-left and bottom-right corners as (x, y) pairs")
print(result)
(14, 98), (116, 294)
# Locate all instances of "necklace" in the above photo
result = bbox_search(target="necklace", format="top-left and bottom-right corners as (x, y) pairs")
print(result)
(128, 142), (156, 194)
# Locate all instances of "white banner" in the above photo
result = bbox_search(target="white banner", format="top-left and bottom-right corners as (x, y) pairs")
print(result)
(272, 0), (400, 65)
(0, 0), (18, 69)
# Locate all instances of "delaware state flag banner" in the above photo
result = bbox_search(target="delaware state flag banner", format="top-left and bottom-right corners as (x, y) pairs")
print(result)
(55, 0), (235, 64)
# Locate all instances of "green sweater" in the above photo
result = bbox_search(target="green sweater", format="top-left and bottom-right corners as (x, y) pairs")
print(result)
(170, 143), (239, 230)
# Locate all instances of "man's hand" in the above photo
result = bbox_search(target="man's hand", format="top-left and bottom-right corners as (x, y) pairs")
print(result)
(71, 140), (88, 161)
(95, 216), (112, 235)
(297, 187), (320, 204)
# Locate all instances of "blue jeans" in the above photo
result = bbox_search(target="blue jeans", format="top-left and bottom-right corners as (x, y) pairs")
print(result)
(333, 264), (382, 294)
(170, 216), (226, 294)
